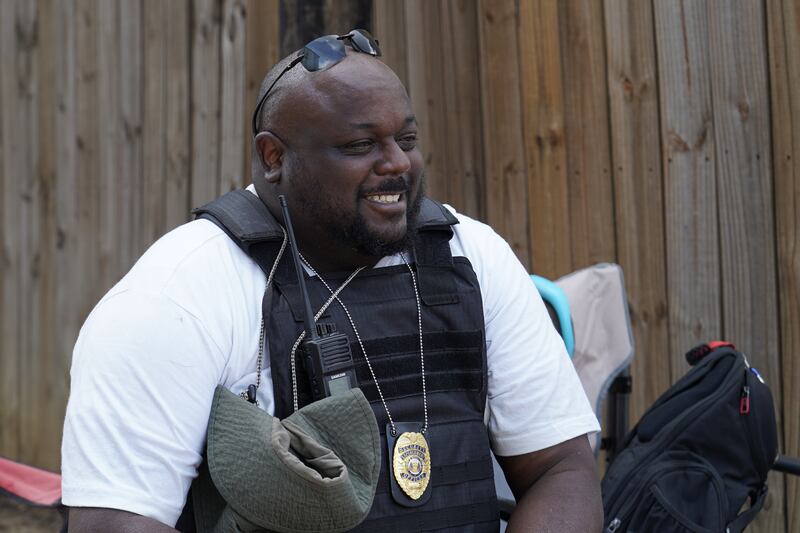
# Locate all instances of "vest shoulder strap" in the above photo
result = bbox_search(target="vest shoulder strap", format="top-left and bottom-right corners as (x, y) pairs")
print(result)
(192, 190), (460, 284)
(416, 196), (459, 231)
(192, 189), (284, 249)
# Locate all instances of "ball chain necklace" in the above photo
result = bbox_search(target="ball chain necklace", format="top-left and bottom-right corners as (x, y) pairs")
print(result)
(241, 233), (433, 502)
(296, 251), (432, 501)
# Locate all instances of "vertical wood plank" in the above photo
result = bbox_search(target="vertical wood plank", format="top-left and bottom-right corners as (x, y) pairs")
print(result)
(654, 0), (721, 379)
(52, 0), (79, 470)
(404, 0), (447, 203)
(144, 0), (191, 243)
(96, 0), (120, 289)
(604, 0), (670, 423)
(321, 0), (371, 35)
(519, 0), (570, 278)
(219, 0), (246, 194)
(142, 0), (167, 245)
(477, 0), (529, 267)
(372, 0), (408, 88)
(279, 0), (371, 58)
(708, 2), (784, 529)
(244, 0), (279, 184)
(0, 0), (22, 461)
(559, 0), (616, 270)
(439, 0), (484, 219)
(13, 0), (42, 467)
(118, 0), (143, 268)
(75, 0), (106, 326)
(767, 0), (800, 529)
(34, 0), (61, 471)
(165, 0), (191, 230)
(191, 0), (222, 209)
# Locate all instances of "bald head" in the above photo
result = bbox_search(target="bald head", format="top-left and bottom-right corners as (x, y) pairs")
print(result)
(254, 49), (408, 139)
(249, 43), (424, 271)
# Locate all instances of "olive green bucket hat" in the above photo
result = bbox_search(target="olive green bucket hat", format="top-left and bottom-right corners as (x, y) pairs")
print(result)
(195, 386), (381, 533)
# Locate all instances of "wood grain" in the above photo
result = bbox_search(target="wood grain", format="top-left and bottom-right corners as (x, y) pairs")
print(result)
(0, 0), (22, 461)
(404, 0), (447, 203)
(372, 0), (409, 88)
(440, 0), (484, 220)
(96, 0), (120, 289)
(219, 0), (246, 195)
(165, 0), (191, 230)
(559, 0), (616, 271)
(518, 0), (570, 279)
(244, 0), (279, 185)
(51, 0), (79, 472)
(142, 0), (168, 245)
(27, 0), (58, 472)
(708, 1), (784, 528)
(767, 0), (800, 529)
(603, 0), (670, 424)
(190, 0), (222, 209)
(119, 0), (144, 269)
(477, 0), (529, 267)
(654, 0), (721, 380)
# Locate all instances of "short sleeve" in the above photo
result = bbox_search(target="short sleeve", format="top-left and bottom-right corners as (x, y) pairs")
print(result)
(61, 288), (228, 526)
(447, 210), (600, 457)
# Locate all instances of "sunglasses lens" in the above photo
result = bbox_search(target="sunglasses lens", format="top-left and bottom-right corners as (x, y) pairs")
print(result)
(348, 29), (381, 57)
(302, 36), (346, 71)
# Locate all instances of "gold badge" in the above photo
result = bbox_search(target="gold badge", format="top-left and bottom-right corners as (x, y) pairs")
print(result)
(392, 431), (431, 500)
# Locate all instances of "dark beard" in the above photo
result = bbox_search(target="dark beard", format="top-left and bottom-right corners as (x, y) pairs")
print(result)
(341, 178), (425, 257)
(292, 171), (426, 259)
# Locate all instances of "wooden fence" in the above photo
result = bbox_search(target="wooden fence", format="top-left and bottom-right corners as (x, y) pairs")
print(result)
(0, 0), (797, 530)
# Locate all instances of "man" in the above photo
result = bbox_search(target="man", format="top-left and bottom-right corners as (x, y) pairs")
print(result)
(63, 30), (601, 532)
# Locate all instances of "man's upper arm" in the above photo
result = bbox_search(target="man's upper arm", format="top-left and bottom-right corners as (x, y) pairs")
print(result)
(497, 435), (603, 531)
(61, 289), (226, 526)
(451, 217), (599, 456)
(68, 507), (179, 533)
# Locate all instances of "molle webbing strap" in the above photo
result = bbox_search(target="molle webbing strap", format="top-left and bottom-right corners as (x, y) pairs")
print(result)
(373, 458), (494, 495)
(414, 198), (460, 306)
(358, 501), (499, 532)
(192, 189), (286, 276)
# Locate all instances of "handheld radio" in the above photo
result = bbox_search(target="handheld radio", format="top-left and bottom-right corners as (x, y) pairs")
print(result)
(278, 195), (358, 401)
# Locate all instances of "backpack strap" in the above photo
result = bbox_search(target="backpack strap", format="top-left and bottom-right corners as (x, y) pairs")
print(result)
(726, 485), (768, 533)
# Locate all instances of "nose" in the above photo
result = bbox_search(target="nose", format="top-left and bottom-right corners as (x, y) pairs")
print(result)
(374, 139), (411, 176)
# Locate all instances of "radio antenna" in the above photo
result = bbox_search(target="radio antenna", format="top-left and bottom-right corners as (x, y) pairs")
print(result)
(279, 195), (318, 340)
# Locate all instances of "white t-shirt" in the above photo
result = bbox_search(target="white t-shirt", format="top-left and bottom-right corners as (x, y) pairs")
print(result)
(61, 200), (599, 526)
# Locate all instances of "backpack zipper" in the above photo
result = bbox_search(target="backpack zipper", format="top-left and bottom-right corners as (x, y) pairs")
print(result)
(607, 456), (726, 531)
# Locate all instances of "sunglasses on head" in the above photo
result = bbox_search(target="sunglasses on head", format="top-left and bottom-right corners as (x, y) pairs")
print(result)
(251, 28), (381, 137)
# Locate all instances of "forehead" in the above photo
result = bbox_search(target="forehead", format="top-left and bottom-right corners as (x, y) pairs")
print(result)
(301, 55), (414, 131)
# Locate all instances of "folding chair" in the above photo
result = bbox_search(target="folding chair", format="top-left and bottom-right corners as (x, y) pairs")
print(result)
(495, 263), (635, 526)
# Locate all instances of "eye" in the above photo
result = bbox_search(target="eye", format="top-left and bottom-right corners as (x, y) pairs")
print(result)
(340, 139), (375, 155)
(397, 133), (418, 151)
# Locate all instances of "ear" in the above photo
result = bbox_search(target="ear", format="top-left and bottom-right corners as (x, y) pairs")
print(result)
(255, 132), (286, 183)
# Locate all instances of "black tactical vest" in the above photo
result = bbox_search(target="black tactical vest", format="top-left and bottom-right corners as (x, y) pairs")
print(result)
(188, 190), (499, 532)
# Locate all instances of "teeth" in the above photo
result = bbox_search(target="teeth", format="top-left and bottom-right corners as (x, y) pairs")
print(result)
(369, 194), (401, 203)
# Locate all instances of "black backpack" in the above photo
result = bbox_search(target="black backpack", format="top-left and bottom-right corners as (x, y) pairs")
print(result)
(601, 342), (778, 533)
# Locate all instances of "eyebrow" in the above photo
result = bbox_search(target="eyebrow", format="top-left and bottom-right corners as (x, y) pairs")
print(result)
(349, 115), (417, 129)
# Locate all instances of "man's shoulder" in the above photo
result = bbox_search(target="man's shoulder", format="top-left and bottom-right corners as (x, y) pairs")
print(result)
(440, 204), (509, 261)
(120, 218), (261, 297)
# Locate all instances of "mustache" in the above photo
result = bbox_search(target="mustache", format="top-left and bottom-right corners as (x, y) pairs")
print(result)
(360, 176), (409, 195)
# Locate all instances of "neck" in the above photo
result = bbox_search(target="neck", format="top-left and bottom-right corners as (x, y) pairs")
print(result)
(295, 239), (383, 273)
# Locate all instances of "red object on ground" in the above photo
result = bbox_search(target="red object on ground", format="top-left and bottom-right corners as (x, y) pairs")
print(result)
(0, 456), (62, 506)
